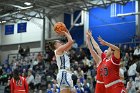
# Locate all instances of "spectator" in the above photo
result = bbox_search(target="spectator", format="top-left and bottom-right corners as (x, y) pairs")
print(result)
(52, 84), (60, 93)
(82, 80), (91, 93)
(76, 48), (86, 61)
(126, 78), (136, 93)
(34, 73), (41, 90)
(73, 61), (79, 71)
(128, 61), (137, 80)
(47, 57), (57, 79)
(72, 74), (78, 86)
(127, 56), (134, 69)
(18, 46), (25, 57)
(82, 57), (91, 67)
(26, 70), (34, 90)
(122, 45), (129, 56)
(4, 79), (10, 93)
(136, 60), (140, 73)
(135, 73), (140, 92)
(128, 46), (134, 57)
(82, 57), (91, 73)
(75, 79), (84, 93)
(123, 53), (130, 67)
(119, 62), (126, 81)
(0, 71), (9, 86)
(24, 46), (30, 57)
(46, 83), (53, 93)
(133, 46), (140, 56)
(22, 73), (26, 78)
(0, 66), (3, 85)
(33, 53), (45, 75)
(74, 67), (84, 83)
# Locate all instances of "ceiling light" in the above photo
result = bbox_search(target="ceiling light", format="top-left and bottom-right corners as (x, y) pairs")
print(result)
(24, 2), (31, 6)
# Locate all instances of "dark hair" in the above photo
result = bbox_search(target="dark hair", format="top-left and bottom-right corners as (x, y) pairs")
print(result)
(49, 40), (59, 50)
(13, 69), (20, 81)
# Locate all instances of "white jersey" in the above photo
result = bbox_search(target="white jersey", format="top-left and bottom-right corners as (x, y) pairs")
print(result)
(55, 50), (70, 70)
(55, 50), (73, 89)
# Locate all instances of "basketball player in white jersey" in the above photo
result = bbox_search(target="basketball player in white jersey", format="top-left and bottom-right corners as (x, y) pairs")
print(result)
(49, 31), (75, 93)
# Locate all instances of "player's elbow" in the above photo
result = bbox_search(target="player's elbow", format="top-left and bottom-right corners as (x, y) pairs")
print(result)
(116, 48), (120, 52)
(69, 40), (74, 45)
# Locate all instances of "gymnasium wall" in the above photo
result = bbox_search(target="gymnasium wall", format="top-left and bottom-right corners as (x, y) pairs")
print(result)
(89, 1), (136, 45)
(1, 18), (43, 45)
(0, 14), (64, 63)
(0, 14), (64, 45)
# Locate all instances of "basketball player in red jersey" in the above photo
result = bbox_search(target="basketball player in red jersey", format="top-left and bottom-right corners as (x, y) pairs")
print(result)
(10, 69), (29, 93)
(86, 31), (106, 93)
(98, 37), (126, 93)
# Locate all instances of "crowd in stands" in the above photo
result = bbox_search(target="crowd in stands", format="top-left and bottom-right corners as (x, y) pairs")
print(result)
(0, 42), (140, 93)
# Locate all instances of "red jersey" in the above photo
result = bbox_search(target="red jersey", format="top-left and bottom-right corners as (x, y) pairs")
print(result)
(96, 53), (107, 82)
(101, 53), (121, 85)
(10, 76), (29, 93)
(95, 53), (106, 93)
(96, 61), (104, 82)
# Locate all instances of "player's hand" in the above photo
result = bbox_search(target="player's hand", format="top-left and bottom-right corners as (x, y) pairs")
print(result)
(65, 28), (70, 34)
(88, 30), (92, 37)
(86, 30), (92, 38)
(98, 36), (106, 46)
(61, 31), (67, 36)
(57, 31), (66, 36)
(86, 31), (90, 40)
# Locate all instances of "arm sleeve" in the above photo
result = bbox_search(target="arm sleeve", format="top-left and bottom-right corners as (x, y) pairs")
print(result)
(24, 78), (29, 93)
(112, 55), (120, 64)
(10, 79), (14, 93)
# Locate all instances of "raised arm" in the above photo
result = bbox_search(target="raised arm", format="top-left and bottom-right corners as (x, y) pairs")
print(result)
(87, 31), (103, 56)
(98, 37), (120, 59)
(86, 32), (101, 64)
(56, 31), (74, 55)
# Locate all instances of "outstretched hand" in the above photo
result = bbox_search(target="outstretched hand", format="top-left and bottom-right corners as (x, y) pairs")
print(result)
(86, 31), (91, 40)
(98, 36), (106, 46)
(86, 30), (92, 37)
(88, 30), (92, 37)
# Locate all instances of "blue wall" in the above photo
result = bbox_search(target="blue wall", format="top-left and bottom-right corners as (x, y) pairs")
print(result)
(64, 11), (84, 46)
(89, 1), (136, 44)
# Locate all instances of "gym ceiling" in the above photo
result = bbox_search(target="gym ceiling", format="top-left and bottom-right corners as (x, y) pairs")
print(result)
(0, 0), (132, 23)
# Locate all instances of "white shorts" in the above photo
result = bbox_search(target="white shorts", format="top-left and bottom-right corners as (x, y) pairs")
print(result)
(57, 70), (73, 90)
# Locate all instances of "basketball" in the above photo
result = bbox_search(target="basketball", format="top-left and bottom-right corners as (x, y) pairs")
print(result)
(54, 22), (67, 34)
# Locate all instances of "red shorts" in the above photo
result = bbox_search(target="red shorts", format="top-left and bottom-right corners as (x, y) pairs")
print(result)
(105, 82), (126, 93)
(95, 83), (106, 93)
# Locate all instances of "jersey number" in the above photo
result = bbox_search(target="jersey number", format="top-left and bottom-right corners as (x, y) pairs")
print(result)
(16, 80), (23, 86)
(100, 67), (108, 76)
(102, 67), (108, 76)
(104, 68), (108, 76)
